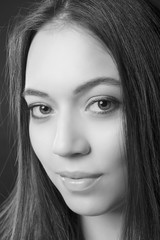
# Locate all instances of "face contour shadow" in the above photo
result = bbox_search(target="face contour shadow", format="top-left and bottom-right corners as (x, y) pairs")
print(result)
(24, 23), (126, 216)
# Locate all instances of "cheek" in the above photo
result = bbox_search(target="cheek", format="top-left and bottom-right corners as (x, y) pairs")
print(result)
(90, 120), (127, 201)
(29, 122), (54, 166)
(86, 116), (125, 171)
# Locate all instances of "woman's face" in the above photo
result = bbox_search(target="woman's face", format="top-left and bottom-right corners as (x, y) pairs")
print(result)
(24, 23), (126, 216)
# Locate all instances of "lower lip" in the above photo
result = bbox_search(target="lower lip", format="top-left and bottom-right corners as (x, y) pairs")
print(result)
(60, 176), (102, 192)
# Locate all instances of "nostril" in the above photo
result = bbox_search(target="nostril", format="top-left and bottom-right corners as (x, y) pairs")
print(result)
(70, 148), (91, 158)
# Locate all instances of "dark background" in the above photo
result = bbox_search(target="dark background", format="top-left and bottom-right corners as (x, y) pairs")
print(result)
(0, 0), (160, 205)
(0, 0), (37, 204)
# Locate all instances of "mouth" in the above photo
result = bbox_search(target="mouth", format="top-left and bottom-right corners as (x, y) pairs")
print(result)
(57, 171), (103, 192)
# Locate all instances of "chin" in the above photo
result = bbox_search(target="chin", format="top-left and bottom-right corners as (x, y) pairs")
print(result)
(62, 194), (122, 216)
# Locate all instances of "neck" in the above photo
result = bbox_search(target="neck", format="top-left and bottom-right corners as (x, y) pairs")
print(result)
(80, 210), (123, 240)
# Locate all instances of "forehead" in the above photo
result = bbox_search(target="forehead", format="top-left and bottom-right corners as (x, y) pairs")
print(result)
(25, 23), (120, 95)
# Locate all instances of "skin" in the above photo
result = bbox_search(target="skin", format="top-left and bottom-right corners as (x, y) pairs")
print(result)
(24, 22), (126, 239)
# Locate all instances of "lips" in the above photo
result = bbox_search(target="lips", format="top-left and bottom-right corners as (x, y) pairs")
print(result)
(57, 171), (102, 192)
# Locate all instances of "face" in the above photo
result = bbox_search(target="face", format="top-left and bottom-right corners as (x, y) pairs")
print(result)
(24, 23), (127, 216)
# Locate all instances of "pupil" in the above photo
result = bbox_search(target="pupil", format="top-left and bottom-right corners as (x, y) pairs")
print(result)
(40, 105), (49, 113)
(98, 100), (109, 110)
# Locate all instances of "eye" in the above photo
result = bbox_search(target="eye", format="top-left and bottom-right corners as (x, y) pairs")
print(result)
(28, 104), (54, 119)
(85, 96), (120, 115)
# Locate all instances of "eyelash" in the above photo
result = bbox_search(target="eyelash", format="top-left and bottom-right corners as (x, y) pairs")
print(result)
(85, 96), (120, 115)
(28, 104), (54, 119)
(28, 96), (120, 120)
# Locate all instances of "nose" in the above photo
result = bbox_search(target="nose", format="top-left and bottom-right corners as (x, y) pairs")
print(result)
(52, 114), (91, 157)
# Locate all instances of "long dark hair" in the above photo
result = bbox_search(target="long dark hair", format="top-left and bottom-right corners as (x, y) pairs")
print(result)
(1, 0), (160, 239)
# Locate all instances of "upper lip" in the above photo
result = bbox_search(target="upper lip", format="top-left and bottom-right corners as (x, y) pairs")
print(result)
(57, 171), (102, 179)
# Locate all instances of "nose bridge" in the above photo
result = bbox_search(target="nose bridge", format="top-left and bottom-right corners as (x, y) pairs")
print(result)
(52, 109), (90, 156)
(56, 110), (77, 142)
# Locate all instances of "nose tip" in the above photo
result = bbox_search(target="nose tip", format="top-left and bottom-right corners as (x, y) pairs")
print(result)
(52, 123), (91, 157)
(52, 138), (91, 157)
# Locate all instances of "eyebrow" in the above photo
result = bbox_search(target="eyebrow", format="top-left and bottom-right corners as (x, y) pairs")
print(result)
(22, 77), (120, 98)
(74, 77), (120, 95)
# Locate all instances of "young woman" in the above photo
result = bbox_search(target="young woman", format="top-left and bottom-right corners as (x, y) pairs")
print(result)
(1, 0), (160, 239)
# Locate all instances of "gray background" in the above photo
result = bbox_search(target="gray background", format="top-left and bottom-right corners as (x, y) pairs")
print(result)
(0, 0), (160, 205)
